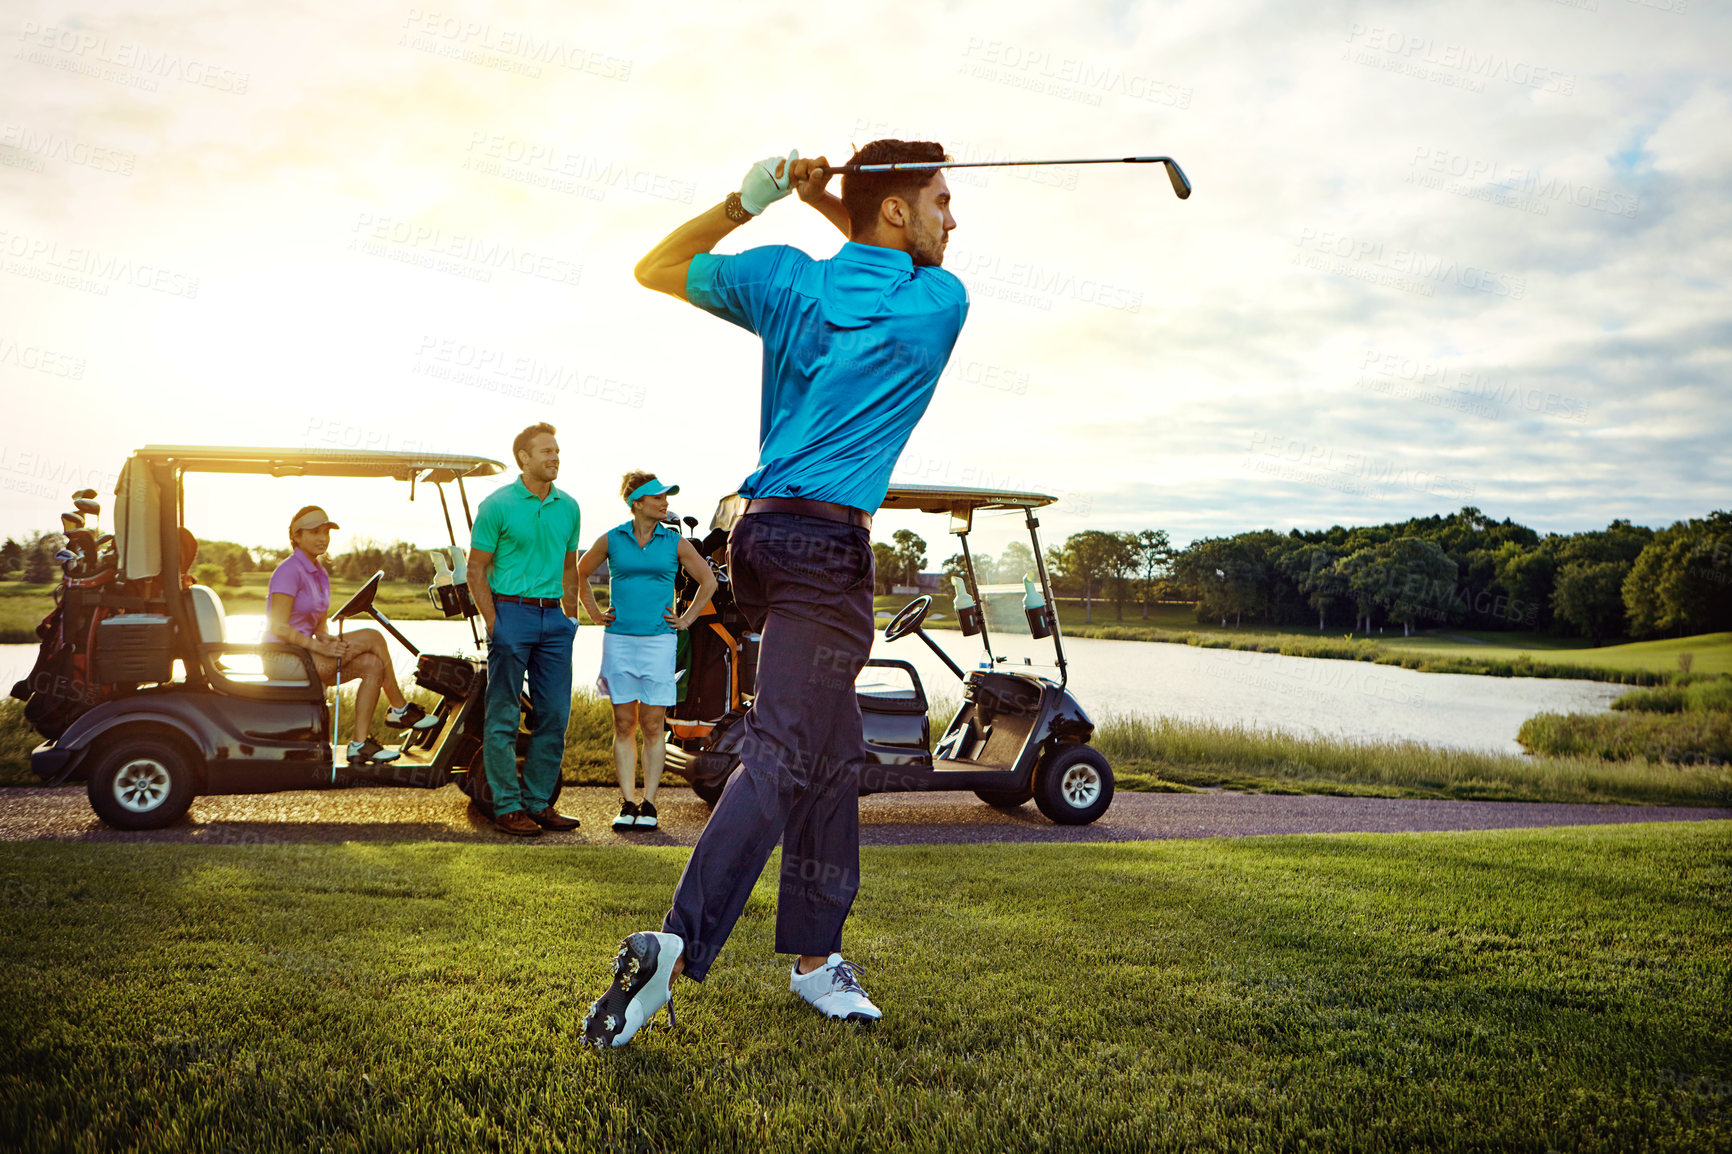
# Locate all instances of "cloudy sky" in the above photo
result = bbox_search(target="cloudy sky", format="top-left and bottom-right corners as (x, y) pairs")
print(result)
(1, 0), (1726, 556)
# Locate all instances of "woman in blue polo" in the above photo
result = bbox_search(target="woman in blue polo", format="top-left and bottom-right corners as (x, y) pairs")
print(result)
(577, 472), (718, 831)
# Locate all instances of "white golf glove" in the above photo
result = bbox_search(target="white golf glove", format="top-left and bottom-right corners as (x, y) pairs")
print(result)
(739, 149), (799, 215)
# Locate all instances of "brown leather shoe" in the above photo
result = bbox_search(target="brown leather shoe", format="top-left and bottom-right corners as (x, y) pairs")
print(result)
(493, 809), (543, 837)
(528, 806), (580, 831)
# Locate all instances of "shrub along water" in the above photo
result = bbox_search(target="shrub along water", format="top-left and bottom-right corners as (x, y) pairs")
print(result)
(1519, 674), (1732, 765)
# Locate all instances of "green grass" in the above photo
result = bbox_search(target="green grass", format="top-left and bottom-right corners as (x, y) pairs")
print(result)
(0, 825), (1728, 1151)
(0, 582), (58, 644)
(1614, 679), (1732, 715)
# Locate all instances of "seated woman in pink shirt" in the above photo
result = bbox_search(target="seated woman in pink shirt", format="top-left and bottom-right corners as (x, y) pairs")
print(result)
(262, 506), (436, 764)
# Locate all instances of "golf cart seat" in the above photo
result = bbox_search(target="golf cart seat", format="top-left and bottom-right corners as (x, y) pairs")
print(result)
(188, 584), (312, 687)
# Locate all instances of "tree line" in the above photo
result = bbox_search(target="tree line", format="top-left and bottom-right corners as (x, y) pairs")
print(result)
(870, 506), (1731, 643)
(0, 535), (439, 588)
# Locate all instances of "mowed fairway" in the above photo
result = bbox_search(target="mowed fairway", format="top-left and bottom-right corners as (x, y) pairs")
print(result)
(2, 826), (1729, 1152)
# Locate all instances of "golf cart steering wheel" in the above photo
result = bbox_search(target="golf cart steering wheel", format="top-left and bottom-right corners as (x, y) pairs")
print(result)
(332, 571), (383, 622)
(883, 595), (932, 643)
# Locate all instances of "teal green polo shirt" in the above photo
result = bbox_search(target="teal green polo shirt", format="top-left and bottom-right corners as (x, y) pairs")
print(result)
(471, 477), (582, 599)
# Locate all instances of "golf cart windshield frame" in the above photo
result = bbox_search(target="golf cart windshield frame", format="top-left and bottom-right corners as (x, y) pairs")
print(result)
(878, 484), (1068, 687)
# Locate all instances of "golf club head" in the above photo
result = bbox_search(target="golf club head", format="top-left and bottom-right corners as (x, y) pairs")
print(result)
(54, 549), (76, 565)
(71, 489), (97, 500)
(1163, 160), (1192, 199)
(61, 512), (85, 532)
(74, 498), (101, 516)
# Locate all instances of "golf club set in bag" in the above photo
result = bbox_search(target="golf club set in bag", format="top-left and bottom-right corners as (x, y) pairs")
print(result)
(10, 489), (135, 743)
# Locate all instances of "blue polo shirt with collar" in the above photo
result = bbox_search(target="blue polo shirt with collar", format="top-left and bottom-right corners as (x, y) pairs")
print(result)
(686, 240), (969, 513)
(605, 520), (681, 635)
(470, 476), (582, 599)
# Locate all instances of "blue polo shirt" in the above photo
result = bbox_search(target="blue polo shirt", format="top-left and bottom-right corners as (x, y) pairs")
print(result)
(605, 521), (680, 636)
(687, 241), (969, 512)
(471, 477), (582, 599)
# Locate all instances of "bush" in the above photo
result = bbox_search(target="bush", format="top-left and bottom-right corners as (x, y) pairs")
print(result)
(1518, 709), (1731, 764)
(1610, 677), (1732, 715)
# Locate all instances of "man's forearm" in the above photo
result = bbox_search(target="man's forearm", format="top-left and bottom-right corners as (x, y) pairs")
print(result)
(806, 190), (850, 238)
(635, 202), (745, 297)
(468, 555), (495, 629)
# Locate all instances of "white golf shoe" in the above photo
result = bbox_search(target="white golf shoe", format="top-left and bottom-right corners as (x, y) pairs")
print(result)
(790, 954), (881, 1024)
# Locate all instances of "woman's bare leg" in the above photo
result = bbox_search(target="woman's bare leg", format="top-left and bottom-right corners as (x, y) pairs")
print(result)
(612, 701), (640, 802)
(344, 652), (386, 743)
(640, 705), (667, 805)
(347, 629), (408, 710)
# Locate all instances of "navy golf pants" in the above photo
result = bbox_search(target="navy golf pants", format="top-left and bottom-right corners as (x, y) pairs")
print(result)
(662, 512), (875, 980)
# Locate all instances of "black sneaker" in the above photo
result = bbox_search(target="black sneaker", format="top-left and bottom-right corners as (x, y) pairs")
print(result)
(385, 702), (440, 731)
(346, 737), (400, 764)
(612, 800), (639, 831)
(581, 931), (684, 1048)
(634, 800), (658, 829)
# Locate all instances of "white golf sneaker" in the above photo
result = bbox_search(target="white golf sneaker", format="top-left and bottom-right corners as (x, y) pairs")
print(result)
(790, 953), (881, 1023)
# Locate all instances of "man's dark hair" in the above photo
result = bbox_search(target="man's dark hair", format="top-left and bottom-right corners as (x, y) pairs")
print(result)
(840, 139), (947, 237)
(512, 422), (556, 466)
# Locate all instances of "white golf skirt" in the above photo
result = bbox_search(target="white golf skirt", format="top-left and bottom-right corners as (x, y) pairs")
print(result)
(596, 631), (678, 706)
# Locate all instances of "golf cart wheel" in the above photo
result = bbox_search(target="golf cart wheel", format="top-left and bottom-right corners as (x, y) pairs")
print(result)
(1033, 745), (1113, 826)
(974, 785), (1034, 809)
(87, 736), (198, 830)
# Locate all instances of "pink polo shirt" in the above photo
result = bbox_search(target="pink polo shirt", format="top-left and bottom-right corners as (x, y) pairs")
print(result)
(263, 549), (331, 643)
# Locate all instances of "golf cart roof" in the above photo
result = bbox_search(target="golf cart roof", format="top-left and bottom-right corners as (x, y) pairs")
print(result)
(133, 446), (505, 483)
(879, 483), (1056, 514)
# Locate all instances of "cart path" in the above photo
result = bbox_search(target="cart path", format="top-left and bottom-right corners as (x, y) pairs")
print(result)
(1, 785), (1727, 846)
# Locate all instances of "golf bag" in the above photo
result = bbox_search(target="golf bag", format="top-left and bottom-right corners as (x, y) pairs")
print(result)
(9, 572), (124, 740)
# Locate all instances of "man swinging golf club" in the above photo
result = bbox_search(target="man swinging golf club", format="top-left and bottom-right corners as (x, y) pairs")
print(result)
(581, 139), (966, 1046)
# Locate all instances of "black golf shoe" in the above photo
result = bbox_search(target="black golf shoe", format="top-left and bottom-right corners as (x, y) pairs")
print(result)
(581, 931), (683, 1049)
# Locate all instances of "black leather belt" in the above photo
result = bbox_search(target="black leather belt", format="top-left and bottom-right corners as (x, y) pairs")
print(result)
(742, 496), (872, 529)
(493, 594), (562, 607)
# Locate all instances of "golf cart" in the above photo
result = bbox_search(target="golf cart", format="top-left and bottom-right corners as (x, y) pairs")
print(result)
(16, 445), (545, 829)
(665, 484), (1113, 825)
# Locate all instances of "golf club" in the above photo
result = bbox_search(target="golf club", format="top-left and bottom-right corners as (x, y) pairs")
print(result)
(825, 155), (1192, 199)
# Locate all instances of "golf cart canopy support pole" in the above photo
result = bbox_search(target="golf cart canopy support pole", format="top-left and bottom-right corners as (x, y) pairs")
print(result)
(1028, 508), (1069, 688)
(957, 531), (995, 665)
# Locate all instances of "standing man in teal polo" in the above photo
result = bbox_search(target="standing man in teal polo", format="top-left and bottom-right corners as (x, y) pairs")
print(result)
(468, 422), (584, 837)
